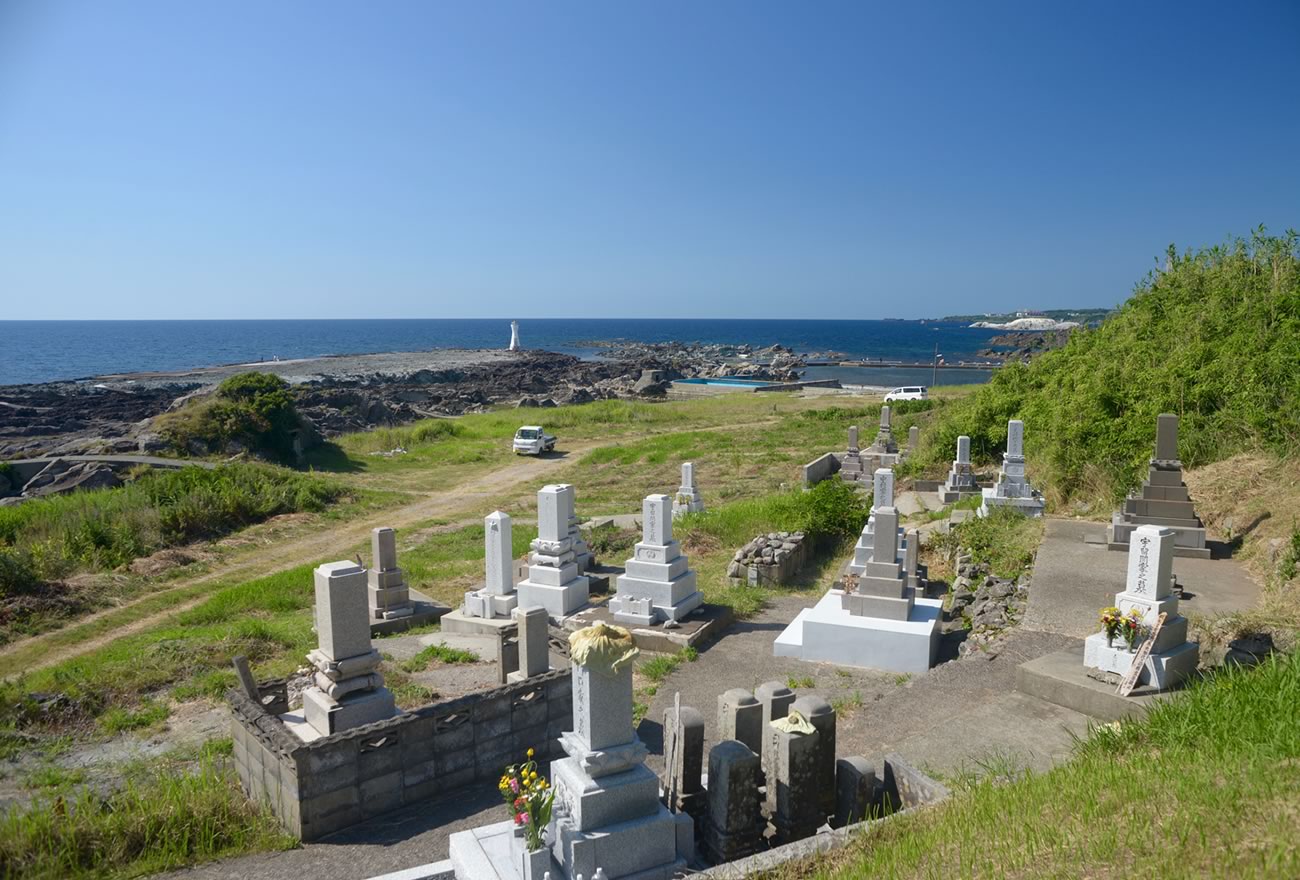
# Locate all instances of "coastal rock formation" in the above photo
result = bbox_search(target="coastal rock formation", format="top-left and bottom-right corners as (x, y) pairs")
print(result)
(977, 329), (1073, 363)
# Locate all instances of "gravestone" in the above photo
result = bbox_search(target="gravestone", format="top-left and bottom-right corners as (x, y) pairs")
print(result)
(939, 434), (980, 502)
(546, 625), (693, 879)
(556, 483), (593, 572)
(791, 695), (837, 820)
(463, 511), (520, 620)
(1084, 525), (1199, 690)
(765, 719), (823, 844)
(516, 485), (592, 619)
(507, 605), (551, 683)
(1107, 413), (1210, 557)
(671, 461), (706, 519)
(832, 757), (877, 827)
(776, 474), (941, 674)
(978, 419), (1045, 517)
(717, 688), (763, 755)
(907, 425), (920, 454)
(754, 681), (794, 778)
(367, 527), (413, 621)
(610, 494), (703, 626)
(700, 740), (765, 863)
(301, 561), (397, 737)
(855, 406), (903, 474)
(838, 425), (869, 484)
(661, 703), (706, 822)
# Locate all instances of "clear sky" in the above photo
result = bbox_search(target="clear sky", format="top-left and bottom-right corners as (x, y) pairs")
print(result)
(2, 0), (1297, 320)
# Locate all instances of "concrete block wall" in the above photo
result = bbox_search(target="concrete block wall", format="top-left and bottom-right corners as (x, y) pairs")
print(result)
(802, 453), (841, 489)
(229, 668), (572, 841)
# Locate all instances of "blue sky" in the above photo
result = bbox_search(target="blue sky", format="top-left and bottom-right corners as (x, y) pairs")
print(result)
(1, 0), (1297, 320)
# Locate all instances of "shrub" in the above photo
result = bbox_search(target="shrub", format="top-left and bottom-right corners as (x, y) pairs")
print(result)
(158, 371), (308, 461)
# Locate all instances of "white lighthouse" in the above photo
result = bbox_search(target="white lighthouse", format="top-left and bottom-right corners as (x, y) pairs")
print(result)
(508, 320), (520, 351)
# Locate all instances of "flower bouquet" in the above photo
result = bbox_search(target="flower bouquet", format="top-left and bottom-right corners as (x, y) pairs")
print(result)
(1099, 606), (1123, 646)
(498, 748), (555, 854)
(1120, 608), (1145, 651)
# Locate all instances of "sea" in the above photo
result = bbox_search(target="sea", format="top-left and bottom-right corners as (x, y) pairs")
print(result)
(0, 319), (1005, 388)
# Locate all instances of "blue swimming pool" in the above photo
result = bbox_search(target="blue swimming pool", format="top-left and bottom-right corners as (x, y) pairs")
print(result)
(674, 377), (779, 388)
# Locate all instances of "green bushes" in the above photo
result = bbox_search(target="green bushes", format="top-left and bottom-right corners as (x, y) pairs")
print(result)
(932, 506), (1043, 579)
(158, 371), (308, 460)
(912, 229), (1300, 502)
(0, 464), (343, 591)
(678, 479), (870, 551)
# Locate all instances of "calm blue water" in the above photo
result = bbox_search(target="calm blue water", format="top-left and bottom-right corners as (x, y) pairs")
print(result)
(0, 319), (1002, 386)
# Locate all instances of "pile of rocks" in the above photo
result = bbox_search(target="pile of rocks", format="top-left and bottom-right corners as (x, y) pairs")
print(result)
(1, 458), (125, 506)
(727, 531), (809, 586)
(947, 555), (1029, 655)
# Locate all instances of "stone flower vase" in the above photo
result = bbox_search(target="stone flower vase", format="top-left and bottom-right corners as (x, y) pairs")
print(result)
(511, 828), (552, 880)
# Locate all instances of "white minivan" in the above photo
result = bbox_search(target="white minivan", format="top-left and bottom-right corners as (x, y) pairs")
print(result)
(884, 386), (928, 402)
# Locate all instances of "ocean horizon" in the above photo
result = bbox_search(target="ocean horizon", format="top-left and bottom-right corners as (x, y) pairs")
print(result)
(0, 318), (1005, 387)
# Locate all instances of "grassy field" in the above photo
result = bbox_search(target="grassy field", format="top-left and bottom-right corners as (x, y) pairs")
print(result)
(784, 649), (1300, 880)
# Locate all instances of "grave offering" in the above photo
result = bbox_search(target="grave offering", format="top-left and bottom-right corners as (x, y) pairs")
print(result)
(978, 419), (1045, 517)
(776, 487), (940, 673)
(609, 494), (703, 626)
(1107, 413), (1210, 558)
(1084, 525), (1199, 690)
(517, 485), (593, 620)
(938, 435), (980, 503)
(299, 561), (397, 737)
(672, 461), (705, 519)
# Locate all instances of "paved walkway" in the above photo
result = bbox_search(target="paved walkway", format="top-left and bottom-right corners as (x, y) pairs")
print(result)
(1023, 519), (1261, 638)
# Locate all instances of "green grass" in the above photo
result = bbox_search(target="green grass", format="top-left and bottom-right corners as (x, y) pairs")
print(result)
(0, 758), (296, 878)
(828, 690), (863, 716)
(399, 643), (480, 673)
(787, 675), (816, 689)
(793, 650), (1300, 880)
(97, 699), (170, 735)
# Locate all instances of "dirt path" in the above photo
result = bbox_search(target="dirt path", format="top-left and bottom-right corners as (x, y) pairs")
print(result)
(0, 442), (603, 677)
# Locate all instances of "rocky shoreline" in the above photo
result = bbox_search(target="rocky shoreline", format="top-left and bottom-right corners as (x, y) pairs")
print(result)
(0, 343), (805, 459)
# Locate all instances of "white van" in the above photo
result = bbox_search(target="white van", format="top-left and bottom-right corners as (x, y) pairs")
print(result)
(884, 386), (928, 402)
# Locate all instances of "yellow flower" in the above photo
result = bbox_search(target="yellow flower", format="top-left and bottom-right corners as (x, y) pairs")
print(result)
(527, 747), (535, 758)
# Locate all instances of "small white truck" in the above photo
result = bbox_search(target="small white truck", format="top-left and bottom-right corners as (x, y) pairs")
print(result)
(513, 425), (557, 455)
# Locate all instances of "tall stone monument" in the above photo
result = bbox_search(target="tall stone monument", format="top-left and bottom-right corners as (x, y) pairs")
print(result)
(1084, 525), (1199, 689)
(776, 482), (940, 674)
(860, 405), (902, 472)
(978, 419), (1045, 517)
(838, 425), (869, 485)
(556, 484), (593, 572)
(367, 527), (412, 622)
(939, 435), (980, 503)
(300, 561), (397, 737)
(517, 485), (592, 619)
(1107, 413), (1209, 558)
(463, 511), (520, 620)
(547, 624), (693, 879)
(847, 469), (923, 591)
(671, 461), (705, 519)
(610, 494), (703, 626)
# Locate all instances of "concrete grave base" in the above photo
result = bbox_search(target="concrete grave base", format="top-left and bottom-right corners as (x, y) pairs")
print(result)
(300, 686), (397, 739)
(515, 576), (591, 621)
(370, 593), (450, 637)
(447, 816), (689, 880)
(439, 608), (520, 637)
(1015, 644), (1179, 722)
(774, 592), (941, 675)
(1106, 519), (1211, 558)
(978, 490), (1045, 518)
(564, 601), (733, 654)
(1082, 634), (1199, 690)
